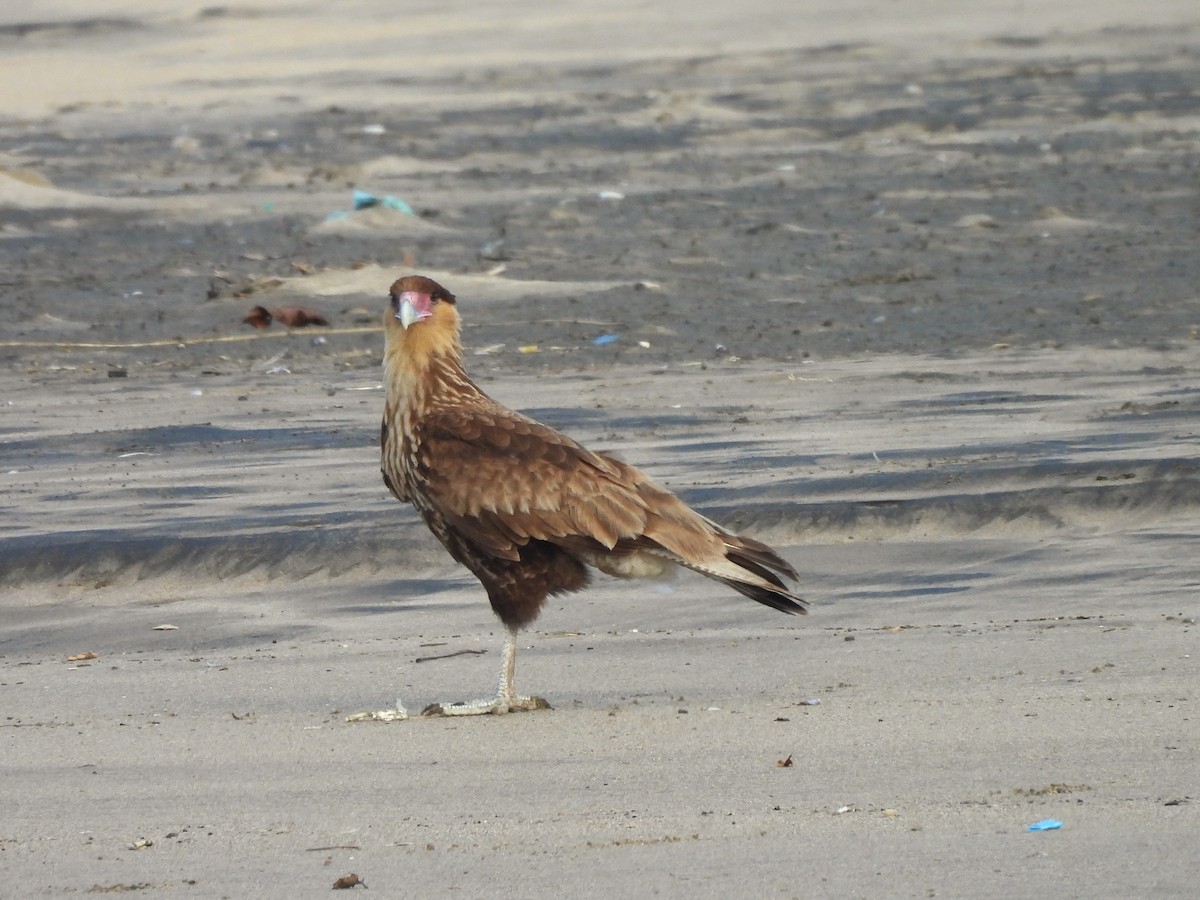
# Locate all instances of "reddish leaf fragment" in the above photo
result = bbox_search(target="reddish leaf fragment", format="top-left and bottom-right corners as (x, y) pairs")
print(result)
(776, 754), (794, 768)
(271, 306), (330, 327)
(243, 306), (272, 328)
(332, 873), (366, 889)
(243, 305), (330, 328)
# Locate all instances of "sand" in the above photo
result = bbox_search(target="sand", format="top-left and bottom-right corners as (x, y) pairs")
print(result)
(2, 2), (1199, 897)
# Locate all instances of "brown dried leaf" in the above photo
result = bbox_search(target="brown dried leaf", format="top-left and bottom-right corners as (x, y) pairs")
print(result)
(271, 306), (330, 327)
(243, 306), (272, 328)
(776, 754), (794, 768)
(332, 873), (365, 889)
(68, 652), (98, 662)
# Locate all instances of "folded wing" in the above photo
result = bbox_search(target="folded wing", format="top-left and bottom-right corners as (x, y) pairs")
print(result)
(415, 403), (806, 615)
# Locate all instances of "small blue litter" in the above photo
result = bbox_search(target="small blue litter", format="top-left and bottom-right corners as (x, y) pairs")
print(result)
(352, 190), (414, 215)
(1027, 819), (1063, 832)
(380, 195), (415, 214)
(593, 334), (619, 346)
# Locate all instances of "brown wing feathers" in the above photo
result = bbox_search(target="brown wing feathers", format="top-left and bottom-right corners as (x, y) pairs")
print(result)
(418, 402), (806, 616)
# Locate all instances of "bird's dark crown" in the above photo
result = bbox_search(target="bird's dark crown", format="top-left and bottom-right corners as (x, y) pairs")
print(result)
(389, 275), (456, 309)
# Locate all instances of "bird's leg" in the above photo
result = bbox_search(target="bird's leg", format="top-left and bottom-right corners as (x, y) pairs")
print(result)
(422, 627), (551, 716)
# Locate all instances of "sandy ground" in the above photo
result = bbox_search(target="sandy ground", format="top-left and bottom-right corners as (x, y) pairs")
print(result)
(2, 2), (1199, 897)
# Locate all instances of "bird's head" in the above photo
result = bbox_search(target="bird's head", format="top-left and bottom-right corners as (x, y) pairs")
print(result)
(384, 275), (461, 364)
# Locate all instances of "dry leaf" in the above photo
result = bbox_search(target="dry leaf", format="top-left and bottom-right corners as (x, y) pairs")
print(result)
(243, 305), (272, 328)
(332, 873), (365, 889)
(271, 306), (329, 327)
(68, 652), (98, 662)
(776, 754), (794, 768)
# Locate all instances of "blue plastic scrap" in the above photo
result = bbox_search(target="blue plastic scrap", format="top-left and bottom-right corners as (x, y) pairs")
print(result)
(1027, 819), (1064, 832)
(380, 195), (415, 214)
(592, 334), (620, 346)
(352, 190), (414, 215)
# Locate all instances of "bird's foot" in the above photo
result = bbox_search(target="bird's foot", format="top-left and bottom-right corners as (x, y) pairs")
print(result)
(421, 693), (551, 717)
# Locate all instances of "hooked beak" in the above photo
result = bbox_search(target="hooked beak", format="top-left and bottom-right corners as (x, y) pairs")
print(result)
(395, 291), (432, 330)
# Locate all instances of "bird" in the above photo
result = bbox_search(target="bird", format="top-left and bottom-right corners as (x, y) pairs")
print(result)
(379, 274), (806, 716)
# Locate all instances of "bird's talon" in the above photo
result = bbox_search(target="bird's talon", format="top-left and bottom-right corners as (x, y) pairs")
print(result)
(418, 696), (551, 717)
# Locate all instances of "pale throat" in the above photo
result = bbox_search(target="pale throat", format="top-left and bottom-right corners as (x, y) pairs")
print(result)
(385, 335), (473, 413)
